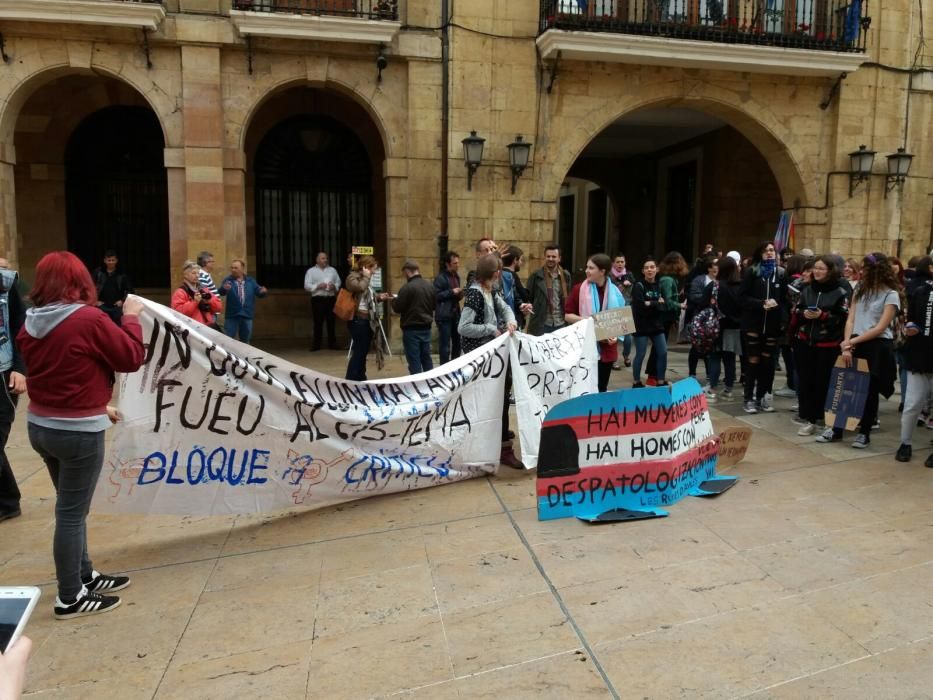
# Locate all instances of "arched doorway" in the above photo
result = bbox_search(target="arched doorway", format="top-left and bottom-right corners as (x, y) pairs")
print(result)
(555, 104), (799, 265)
(65, 105), (169, 287)
(11, 74), (170, 286)
(253, 114), (373, 288)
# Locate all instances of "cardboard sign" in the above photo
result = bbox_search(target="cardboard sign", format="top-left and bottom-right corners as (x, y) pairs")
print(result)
(716, 426), (752, 468)
(535, 378), (737, 522)
(824, 357), (870, 431)
(351, 246), (374, 255)
(593, 306), (635, 341)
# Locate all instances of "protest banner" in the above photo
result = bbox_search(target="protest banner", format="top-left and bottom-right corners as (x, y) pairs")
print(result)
(510, 321), (599, 469)
(95, 297), (510, 516)
(716, 426), (752, 468)
(592, 306), (635, 342)
(535, 378), (737, 522)
(824, 357), (870, 431)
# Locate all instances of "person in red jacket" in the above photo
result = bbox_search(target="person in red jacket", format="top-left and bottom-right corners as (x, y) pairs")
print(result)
(171, 260), (222, 327)
(17, 251), (145, 620)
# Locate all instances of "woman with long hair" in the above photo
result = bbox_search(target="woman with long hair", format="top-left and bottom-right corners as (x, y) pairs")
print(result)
(707, 256), (742, 400)
(793, 256), (849, 436)
(738, 241), (789, 414)
(565, 253), (626, 392)
(646, 251), (687, 383)
(843, 258), (861, 293)
(17, 252), (145, 619)
(823, 253), (899, 447)
(458, 254), (522, 468)
(344, 255), (391, 381)
(632, 257), (669, 388)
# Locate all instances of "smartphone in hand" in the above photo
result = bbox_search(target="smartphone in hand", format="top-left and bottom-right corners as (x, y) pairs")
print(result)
(0, 587), (40, 653)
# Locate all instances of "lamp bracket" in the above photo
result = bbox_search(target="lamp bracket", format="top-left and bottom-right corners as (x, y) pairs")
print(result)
(141, 28), (152, 70)
(246, 35), (254, 75)
(547, 51), (561, 93)
(0, 33), (10, 65)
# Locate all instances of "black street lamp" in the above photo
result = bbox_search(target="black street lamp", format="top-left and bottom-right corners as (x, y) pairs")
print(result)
(884, 147), (913, 198)
(848, 145), (875, 196)
(461, 130), (485, 191)
(507, 135), (532, 194)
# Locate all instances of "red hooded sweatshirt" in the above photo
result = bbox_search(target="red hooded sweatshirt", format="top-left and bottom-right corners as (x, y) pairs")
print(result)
(17, 304), (145, 420)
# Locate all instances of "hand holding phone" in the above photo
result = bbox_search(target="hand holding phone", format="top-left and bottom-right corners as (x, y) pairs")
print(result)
(0, 587), (40, 654)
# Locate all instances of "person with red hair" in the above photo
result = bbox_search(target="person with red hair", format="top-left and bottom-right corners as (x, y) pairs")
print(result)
(17, 251), (145, 619)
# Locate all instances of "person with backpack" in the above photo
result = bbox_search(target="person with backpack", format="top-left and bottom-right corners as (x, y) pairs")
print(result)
(738, 241), (789, 414)
(792, 256), (848, 436)
(686, 255), (718, 386)
(632, 257), (668, 388)
(707, 256), (743, 401)
(171, 260), (222, 328)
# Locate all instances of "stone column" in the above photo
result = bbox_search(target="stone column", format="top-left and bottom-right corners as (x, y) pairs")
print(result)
(0, 143), (17, 268)
(180, 45), (226, 273)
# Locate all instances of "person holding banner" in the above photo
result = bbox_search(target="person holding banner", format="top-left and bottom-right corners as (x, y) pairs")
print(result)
(458, 254), (523, 468)
(792, 256), (848, 437)
(17, 251), (145, 619)
(897, 256), (933, 464)
(836, 253), (899, 449)
(565, 253), (625, 393)
(172, 260), (222, 328)
(344, 255), (392, 381)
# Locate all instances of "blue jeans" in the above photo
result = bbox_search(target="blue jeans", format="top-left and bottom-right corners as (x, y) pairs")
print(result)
(708, 351), (736, 390)
(436, 320), (460, 365)
(224, 316), (253, 344)
(28, 424), (106, 602)
(633, 333), (667, 383)
(346, 319), (373, 381)
(616, 335), (632, 361)
(403, 328), (433, 375)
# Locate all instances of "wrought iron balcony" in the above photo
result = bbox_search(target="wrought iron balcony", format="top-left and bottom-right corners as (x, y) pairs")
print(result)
(540, 0), (870, 53)
(231, 0), (398, 21)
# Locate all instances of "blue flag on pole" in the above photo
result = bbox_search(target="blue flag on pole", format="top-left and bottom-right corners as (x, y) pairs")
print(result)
(844, 0), (862, 43)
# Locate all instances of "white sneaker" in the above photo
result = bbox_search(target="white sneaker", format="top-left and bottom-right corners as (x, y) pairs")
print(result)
(721, 388), (733, 400)
(775, 387), (796, 398)
(759, 396), (775, 413)
(704, 386), (718, 404)
(797, 422), (816, 436)
(743, 401), (758, 414)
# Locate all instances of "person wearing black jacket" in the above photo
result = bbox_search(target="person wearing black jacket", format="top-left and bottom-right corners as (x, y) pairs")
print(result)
(0, 269), (27, 522)
(707, 257), (742, 401)
(92, 250), (133, 326)
(631, 258), (667, 388)
(896, 256), (933, 464)
(686, 255), (718, 383)
(792, 257), (849, 436)
(393, 260), (437, 375)
(738, 241), (789, 414)
(433, 251), (463, 364)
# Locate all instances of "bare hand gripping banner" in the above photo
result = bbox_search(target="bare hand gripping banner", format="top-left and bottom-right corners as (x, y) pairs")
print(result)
(95, 298), (512, 515)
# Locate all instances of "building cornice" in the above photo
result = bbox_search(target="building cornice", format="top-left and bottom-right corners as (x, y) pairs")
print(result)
(537, 29), (867, 77)
(0, 0), (165, 30)
(230, 10), (400, 45)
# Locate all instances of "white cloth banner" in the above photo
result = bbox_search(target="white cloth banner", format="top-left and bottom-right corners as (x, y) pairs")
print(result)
(510, 321), (599, 469)
(95, 298), (510, 515)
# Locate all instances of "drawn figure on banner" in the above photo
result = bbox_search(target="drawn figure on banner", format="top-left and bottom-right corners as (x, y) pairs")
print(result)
(105, 455), (148, 501)
(283, 448), (354, 504)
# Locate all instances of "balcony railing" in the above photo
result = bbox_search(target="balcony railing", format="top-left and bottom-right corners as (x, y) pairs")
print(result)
(231, 0), (398, 21)
(540, 0), (870, 53)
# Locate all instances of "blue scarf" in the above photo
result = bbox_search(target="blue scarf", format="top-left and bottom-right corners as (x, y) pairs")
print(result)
(759, 259), (776, 278)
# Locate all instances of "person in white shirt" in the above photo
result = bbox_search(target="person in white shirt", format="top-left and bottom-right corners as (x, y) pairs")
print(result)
(304, 251), (342, 350)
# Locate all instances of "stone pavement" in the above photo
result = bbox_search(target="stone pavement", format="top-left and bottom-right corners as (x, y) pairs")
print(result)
(3, 345), (933, 699)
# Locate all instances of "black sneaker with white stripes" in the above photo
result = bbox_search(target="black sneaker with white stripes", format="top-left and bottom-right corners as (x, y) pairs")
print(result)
(54, 587), (121, 620)
(82, 570), (131, 593)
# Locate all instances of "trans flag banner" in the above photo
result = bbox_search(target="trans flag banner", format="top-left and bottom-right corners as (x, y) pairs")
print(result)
(535, 378), (737, 521)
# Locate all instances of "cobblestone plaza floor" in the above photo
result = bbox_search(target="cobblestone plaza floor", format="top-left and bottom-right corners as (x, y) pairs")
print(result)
(3, 346), (932, 698)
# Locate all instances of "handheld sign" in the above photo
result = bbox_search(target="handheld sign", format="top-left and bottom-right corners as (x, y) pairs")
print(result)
(824, 357), (870, 432)
(351, 246), (374, 255)
(536, 378), (737, 522)
(592, 306), (635, 341)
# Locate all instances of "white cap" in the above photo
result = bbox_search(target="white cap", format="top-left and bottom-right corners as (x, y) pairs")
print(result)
(726, 251), (741, 263)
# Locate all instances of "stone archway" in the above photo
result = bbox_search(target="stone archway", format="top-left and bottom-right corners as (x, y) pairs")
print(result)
(8, 72), (172, 284)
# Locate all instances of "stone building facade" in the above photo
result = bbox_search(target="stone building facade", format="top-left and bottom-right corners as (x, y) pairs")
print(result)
(0, 0), (929, 342)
